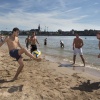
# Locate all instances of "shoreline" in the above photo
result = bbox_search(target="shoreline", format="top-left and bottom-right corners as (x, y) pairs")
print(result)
(0, 45), (100, 100)
(42, 52), (100, 77)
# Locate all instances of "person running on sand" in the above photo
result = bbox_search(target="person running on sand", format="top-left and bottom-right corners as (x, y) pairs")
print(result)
(25, 35), (30, 49)
(30, 32), (40, 53)
(96, 32), (100, 58)
(73, 33), (85, 66)
(0, 27), (41, 81)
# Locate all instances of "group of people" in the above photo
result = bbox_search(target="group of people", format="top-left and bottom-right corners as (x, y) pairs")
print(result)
(0, 27), (100, 81)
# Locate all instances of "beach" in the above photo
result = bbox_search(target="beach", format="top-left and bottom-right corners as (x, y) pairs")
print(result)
(0, 44), (100, 100)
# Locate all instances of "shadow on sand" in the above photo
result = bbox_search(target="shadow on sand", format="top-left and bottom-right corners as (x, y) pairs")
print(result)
(8, 85), (23, 93)
(58, 63), (74, 67)
(0, 79), (16, 83)
(71, 80), (100, 92)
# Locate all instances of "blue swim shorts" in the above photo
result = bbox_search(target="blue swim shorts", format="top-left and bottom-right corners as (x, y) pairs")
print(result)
(9, 49), (22, 61)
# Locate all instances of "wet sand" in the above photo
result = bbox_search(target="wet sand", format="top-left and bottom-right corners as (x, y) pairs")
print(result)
(0, 45), (100, 100)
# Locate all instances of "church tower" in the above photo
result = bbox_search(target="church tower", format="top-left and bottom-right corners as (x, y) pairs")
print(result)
(38, 24), (40, 31)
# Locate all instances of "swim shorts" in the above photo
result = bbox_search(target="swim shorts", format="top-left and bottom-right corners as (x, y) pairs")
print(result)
(9, 49), (22, 61)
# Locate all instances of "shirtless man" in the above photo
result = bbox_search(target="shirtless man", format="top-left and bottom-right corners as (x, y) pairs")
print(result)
(0, 27), (41, 81)
(25, 35), (30, 49)
(96, 32), (100, 58)
(73, 34), (85, 66)
(30, 32), (40, 53)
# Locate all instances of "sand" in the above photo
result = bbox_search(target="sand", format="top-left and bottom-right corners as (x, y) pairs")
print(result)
(0, 45), (100, 100)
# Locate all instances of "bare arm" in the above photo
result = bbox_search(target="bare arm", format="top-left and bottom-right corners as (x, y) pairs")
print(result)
(73, 39), (75, 50)
(80, 39), (84, 48)
(18, 39), (24, 49)
(25, 38), (27, 43)
(36, 39), (40, 46)
(0, 36), (8, 47)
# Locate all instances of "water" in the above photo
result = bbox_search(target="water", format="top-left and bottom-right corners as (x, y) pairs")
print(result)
(19, 36), (100, 70)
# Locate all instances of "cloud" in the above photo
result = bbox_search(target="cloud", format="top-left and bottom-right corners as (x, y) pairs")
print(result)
(0, 0), (100, 31)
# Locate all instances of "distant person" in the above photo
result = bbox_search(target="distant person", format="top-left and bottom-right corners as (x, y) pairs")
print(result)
(25, 35), (30, 49)
(0, 34), (5, 42)
(30, 32), (40, 53)
(0, 28), (41, 81)
(60, 40), (64, 48)
(44, 38), (47, 45)
(73, 33), (85, 66)
(96, 32), (100, 58)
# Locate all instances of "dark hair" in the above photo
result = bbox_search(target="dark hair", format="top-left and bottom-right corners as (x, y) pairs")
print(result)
(12, 27), (19, 33)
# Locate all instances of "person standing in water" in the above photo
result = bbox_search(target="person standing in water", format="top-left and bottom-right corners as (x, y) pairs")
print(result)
(25, 35), (30, 49)
(96, 32), (100, 58)
(44, 38), (47, 45)
(0, 28), (41, 81)
(60, 40), (64, 48)
(30, 32), (40, 53)
(73, 33), (85, 67)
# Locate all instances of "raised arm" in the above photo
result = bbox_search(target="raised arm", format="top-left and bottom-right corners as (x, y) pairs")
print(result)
(0, 36), (8, 47)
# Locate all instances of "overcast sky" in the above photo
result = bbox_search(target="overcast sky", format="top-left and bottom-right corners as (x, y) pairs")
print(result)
(0, 0), (100, 31)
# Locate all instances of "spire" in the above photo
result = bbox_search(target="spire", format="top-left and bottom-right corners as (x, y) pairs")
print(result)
(38, 24), (40, 31)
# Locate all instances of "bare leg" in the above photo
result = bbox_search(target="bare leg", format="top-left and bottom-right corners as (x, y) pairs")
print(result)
(73, 55), (76, 64)
(80, 55), (85, 67)
(18, 48), (41, 61)
(12, 58), (24, 81)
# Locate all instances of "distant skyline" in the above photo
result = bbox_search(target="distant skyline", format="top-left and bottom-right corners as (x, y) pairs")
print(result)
(0, 0), (100, 31)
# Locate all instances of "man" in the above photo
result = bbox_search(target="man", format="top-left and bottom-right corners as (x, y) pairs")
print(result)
(44, 38), (47, 45)
(96, 32), (100, 58)
(30, 32), (40, 53)
(0, 27), (41, 81)
(25, 35), (30, 49)
(73, 33), (85, 66)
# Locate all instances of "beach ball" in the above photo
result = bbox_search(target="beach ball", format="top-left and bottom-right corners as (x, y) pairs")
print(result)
(32, 50), (41, 58)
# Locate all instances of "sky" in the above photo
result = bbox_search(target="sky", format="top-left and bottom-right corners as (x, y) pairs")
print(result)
(0, 0), (100, 31)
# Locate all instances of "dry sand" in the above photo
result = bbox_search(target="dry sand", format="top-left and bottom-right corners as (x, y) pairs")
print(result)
(0, 45), (100, 100)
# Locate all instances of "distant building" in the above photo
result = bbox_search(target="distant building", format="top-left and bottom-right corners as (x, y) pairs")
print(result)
(30, 24), (40, 34)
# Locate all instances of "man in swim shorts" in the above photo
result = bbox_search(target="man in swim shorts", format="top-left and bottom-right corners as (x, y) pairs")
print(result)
(73, 33), (85, 66)
(30, 32), (40, 53)
(0, 27), (41, 81)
